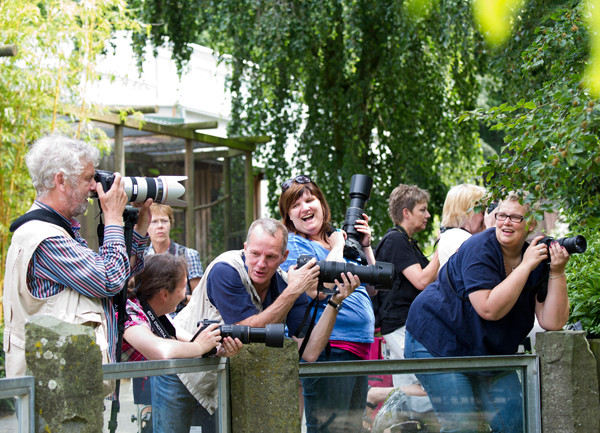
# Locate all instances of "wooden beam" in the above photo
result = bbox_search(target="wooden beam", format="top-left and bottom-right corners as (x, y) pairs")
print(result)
(109, 105), (158, 114)
(223, 157), (231, 248)
(114, 125), (125, 174)
(65, 106), (258, 152)
(185, 139), (195, 248)
(152, 148), (244, 163)
(229, 135), (271, 144)
(0, 45), (17, 57)
(244, 151), (254, 229)
(181, 121), (218, 130)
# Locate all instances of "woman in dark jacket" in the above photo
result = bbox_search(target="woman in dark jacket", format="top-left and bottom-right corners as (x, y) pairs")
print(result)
(405, 193), (570, 432)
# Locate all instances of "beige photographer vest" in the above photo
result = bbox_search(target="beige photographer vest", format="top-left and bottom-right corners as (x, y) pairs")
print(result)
(3, 218), (109, 377)
(173, 249), (288, 413)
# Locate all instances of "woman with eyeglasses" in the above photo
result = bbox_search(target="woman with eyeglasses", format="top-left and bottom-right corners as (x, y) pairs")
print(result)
(437, 183), (487, 269)
(404, 192), (571, 433)
(278, 175), (375, 433)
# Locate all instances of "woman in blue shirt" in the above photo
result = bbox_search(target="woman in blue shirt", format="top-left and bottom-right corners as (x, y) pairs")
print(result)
(278, 175), (376, 433)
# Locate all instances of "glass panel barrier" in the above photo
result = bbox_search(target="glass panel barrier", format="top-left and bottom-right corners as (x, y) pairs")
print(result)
(1, 354), (540, 433)
(298, 355), (540, 433)
(0, 376), (35, 433)
(102, 357), (229, 433)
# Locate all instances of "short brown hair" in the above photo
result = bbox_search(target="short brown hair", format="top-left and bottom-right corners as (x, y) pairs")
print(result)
(388, 184), (430, 224)
(278, 180), (332, 242)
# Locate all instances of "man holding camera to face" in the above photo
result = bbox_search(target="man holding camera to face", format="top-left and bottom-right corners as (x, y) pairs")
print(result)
(3, 134), (152, 377)
(148, 218), (360, 433)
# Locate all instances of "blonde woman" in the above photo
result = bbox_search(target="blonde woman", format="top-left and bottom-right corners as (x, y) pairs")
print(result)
(437, 183), (487, 269)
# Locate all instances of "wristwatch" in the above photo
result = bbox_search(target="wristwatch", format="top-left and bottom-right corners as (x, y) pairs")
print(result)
(327, 298), (343, 312)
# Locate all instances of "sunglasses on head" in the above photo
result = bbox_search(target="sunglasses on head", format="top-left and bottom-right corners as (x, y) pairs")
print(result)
(281, 175), (312, 192)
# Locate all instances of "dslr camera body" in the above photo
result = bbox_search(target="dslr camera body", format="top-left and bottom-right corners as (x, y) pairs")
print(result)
(539, 235), (587, 255)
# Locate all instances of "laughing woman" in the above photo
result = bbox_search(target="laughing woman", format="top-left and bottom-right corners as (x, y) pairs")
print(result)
(404, 193), (570, 432)
(278, 175), (376, 433)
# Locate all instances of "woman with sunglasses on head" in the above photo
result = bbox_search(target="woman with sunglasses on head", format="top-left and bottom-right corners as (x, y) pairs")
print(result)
(404, 192), (571, 433)
(278, 175), (375, 433)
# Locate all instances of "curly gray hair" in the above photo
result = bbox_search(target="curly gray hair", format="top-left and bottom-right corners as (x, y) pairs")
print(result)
(25, 134), (100, 197)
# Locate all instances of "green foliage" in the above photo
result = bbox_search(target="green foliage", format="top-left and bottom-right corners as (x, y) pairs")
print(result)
(131, 0), (486, 240)
(0, 0), (138, 312)
(466, 2), (599, 227)
(465, 0), (600, 334)
(565, 227), (600, 337)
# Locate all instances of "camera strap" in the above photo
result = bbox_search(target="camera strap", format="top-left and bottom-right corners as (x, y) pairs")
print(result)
(10, 208), (75, 239)
(139, 300), (177, 340)
(297, 288), (332, 360)
(169, 242), (192, 295)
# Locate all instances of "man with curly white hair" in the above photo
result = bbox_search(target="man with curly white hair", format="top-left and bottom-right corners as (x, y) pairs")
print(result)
(3, 134), (152, 376)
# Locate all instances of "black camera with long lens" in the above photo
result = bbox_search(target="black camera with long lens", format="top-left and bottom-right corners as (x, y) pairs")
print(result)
(342, 174), (373, 265)
(540, 235), (587, 255)
(93, 169), (187, 206)
(192, 320), (285, 349)
(297, 254), (395, 294)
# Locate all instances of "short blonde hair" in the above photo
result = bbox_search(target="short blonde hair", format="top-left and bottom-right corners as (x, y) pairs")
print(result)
(150, 203), (174, 223)
(441, 184), (486, 228)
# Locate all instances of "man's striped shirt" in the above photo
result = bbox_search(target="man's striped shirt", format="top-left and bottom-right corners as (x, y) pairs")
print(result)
(27, 201), (148, 363)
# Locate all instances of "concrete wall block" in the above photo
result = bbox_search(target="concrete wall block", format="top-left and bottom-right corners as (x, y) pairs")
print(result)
(25, 315), (104, 433)
(229, 338), (301, 433)
(535, 331), (600, 433)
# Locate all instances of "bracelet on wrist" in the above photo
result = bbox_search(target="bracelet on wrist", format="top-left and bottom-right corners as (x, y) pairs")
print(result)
(549, 271), (566, 280)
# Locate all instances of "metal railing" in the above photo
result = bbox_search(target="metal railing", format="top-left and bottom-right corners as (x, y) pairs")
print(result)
(103, 357), (230, 432)
(0, 353), (540, 433)
(0, 376), (35, 432)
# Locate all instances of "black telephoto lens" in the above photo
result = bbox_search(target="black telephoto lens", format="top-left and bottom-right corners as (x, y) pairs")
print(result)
(220, 323), (285, 347)
(541, 235), (587, 255)
(342, 174), (373, 240)
(296, 255), (395, 290)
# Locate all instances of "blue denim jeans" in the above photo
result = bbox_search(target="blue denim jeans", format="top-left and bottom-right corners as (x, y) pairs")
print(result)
(404, 331), (524, 433)
(301, 347), (369, 433)
(151, 374), (217, 433)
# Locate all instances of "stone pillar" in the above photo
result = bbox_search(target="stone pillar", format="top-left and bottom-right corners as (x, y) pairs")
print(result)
(535, 331), (600, 433)
(229, 338), (300, 433)
(25, 315), (104, 433)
